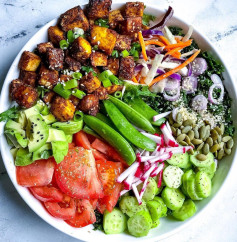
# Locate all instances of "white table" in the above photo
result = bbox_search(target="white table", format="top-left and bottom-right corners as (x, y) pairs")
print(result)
(0, 0), (237, 241)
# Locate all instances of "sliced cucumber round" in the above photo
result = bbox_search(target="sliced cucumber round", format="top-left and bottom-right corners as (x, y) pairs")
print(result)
(163, 165), (184, 188)
(137, 177), (158, 202)
(161, 187), (185, 210)
(152, 218), (160, 228)
(167, 152), (191, 169)
(186, 174), (203, 201)
(190, 152), (214, 168)
(182, 169), (195, 195)
(152, 197), (167, 217)
(103, 208), (127, 234)
(148, 197), (167, 219)
(196, 162), (216, 179)
(172, 199), (197, 221)
(127, 211), (152, 237)
(195, 171), (212, 198)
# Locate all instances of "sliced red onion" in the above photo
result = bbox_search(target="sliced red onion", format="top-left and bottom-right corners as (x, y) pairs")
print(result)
(191, 95), (208, 111)
(134, 64), (144, 73)
(164, 78), (181, 92)
(142, 29), (163, 36)
(187, 63), (192, 76)
(182, 76), (198, 94)
(208, 83), (224, 104)
(211, 74), (222, 84)
(163, 87), (180, 101)
(172, 108), (179, 121)
(192, 58), (207, 75)
(153, 111), (171, 122)
(156, 69), (181, 81)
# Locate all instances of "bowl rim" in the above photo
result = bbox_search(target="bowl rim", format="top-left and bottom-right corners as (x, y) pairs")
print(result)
(1, 2), (237, 241)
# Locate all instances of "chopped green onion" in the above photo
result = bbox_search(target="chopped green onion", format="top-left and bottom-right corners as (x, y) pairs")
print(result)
(93, 45), (99, 50)
(114, 91), (122, 98)
(72, 89), (86, 99)
(109, 75), (121, 85)
(41, 106), (50, 116)
(64, 79), (78, 89)
(67, 30), (74, 43)
(94, 19), (109, 28)
(112, 50), (119, 58)
(59, 40), (69, 50)
(73, 27), (84, 39)
(102, 79), (112, 88)
(72, 72), (82, 80)
(98, 70), (113, 81)
(81, 66), (97, 76)
(74, 110), (84, 122)
(132, 42), (141, 51)
(121, 50), (130, 57)
(53, 83), (72, 99)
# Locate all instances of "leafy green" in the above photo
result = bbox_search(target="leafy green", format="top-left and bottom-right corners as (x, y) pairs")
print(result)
(94, 19), (109, 28)
(112, 50), (119, 58)
(93, 210), (104, 231)
(0, 106), (20, 122)
(37, 86), (50, 98)
(52, 141), (69, 164)
(142, 13), (156, 26)
(169, 26), (184, 36)
(182, 39), (199, 53)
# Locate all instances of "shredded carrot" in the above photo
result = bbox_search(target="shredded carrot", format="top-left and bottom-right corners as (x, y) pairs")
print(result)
(172, 52), (181, 58)
(165, 40), (192, 50)
(148, 50), (201, 87)
(138, 32), (148, 61)
(144, 40), (165, 47)
(175, 37), (182, 43)
(140, 76), (146, 84)
(165, 47), (183, 57)
(135, 72), (141, 82)
(132, 76), (138, 83)
(159, 35), (170, 45)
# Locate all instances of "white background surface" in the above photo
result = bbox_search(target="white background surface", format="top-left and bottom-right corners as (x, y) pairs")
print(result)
(0, 0), (237, 241)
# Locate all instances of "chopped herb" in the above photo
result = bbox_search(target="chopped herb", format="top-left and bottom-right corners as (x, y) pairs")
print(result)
(37, 86), (50, 98)
(81, 66), (97, 76)
(111, 50), (119, 58)
(142, 13), (156, 26)
(0, 106), (20, 122)
(93, 210), (104, 231)
(93, 45), (99, 50)
(94, 19), (109, 28)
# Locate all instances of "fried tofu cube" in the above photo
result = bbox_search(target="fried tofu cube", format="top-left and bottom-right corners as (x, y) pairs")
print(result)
(91, 51), (108, 67)
(115, 34), (132, 51)
(69, 95), (80, 106)
(86, 0), (112, 20)
(48, 26), (65, 47)
(78, 94), (99, 116)
(120, 17), (142, 34)
(37, 42), (54, 55)
(119, 56), (135, 80)
(19, 70), (37, 87)
(50, 96), (76, 122)
(59, 74), (71, 82)
(104, 57), (120, 75)
(59, 6), (89, 32)
(125, 2), (145, 17)
(18, 51), (41, 72)
(79, 72), (101, 93)
(46, 48), (64, 71)
(38, 65), (59, 89)
(10, 79), (38, 108)
(94, 86), (108, 100)
(70, 37), (92, 62)
(90, 26), (117, 55)
(65, 56), (81, 72)
(105, 84), (123, 94)
(109, 10), (124, 29)
(42, 91), (55, 104)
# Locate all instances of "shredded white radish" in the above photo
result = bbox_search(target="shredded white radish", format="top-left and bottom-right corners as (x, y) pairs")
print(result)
(159, 62), (188, 76)
(141, 156), (157, 162)
(149, 78), (167, 93)
(117, 162), (139, 183)
(151, 145), (160, 156)
(141, 132), (162, 144)
(132, 184), (142, 205)
(181, 49), (198, 58)
(153, 111), (171, 122)
(141, 63), (150, 77)
(124, 169), (137, 189)
(163, 26), (177, 44)
(151, 163), (165, 177)
(183, 25), (193, 42)
(144, 151), (150, 156)
(139, 176), (149, 199)
(120, 190), (129, 196)
(166, 121), (172, 134)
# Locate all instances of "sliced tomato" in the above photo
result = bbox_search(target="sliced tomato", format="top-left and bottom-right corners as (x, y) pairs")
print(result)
(92, 139), (128, 167)
(96, 160), (123, 213)
(16, 158), (55, 187)
(65, 199), (96, 228)
(90, 199), (98, 210)
(44, 197), (76, 220)
(55, 147), (104, 199)
(30, 186), (64, 202)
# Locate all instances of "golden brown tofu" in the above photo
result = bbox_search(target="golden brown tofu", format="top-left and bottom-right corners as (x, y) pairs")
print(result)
(19, 70), (37, 87)
(119, 56), (135, 80)
(90, 26), (117, 55)
(70, 37), (92, 62)
(94, 86), (108, 100)
(109, 10), (124, 29)
(125, 2), (145, 17)
(69, 95), (80, 106)
(50, 96), (76, 122)
(46, 48), (64, 71)
(38, 65), (59, 89)
(18, 51), (41, 72)
(91, 51), (108, 67)
(120, 17), (142, 34)
(86, 0), (112, 20)
(105, 84), (123, 94)
(79, 72), (101, 93)
(78, 94), (99, 116)
(104, 57), (120, 75)
(59, 74), (71, 82)
(65, 56), (81, 72)
(10, 79), (38, 108)
(59, 6), (89, 32)
(115, 34), (132, 51)
(37, 42), (54, 55)
(42, 91), (55, 104)
(48, 26), (65, 47)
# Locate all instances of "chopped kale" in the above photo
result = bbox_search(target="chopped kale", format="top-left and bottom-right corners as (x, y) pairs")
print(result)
(182, 39), (199, 53)
(169, 26), (184, 36)
(142, 13), (156, 26)
(93, 210), (104, 231)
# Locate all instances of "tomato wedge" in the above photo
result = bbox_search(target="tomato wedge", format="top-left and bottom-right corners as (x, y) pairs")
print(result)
(65, 199), (96, 228)
(44, 197), (76, 220)
(96, 160), (123, 213)
(55, 147), (104, 199)
(16, 158), (55, 187)
(90, 199), (98, 210)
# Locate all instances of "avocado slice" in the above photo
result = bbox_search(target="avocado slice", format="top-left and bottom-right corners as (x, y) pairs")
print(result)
(24, 102), (46, 119)
(10, 148), (19, 159)
(33, 143), (52, 161)
(42, 113), (57, 125)
(15, 148), (33, 166)
(26, 114), (49, 152)
(15, 111), (27, 129)
(47, 128), (67, 142)
(52, 120), (83, 135)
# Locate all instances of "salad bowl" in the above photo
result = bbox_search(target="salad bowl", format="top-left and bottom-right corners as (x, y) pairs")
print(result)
(0, 2), (236, 241)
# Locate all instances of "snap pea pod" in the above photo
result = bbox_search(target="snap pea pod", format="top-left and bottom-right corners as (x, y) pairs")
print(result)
(82, 125), (101, 139)
(109, 96), (156, 134)
(83, 115), (136, 165)
(104, 100), (156, 151)
(127, 97), (165, 126)
(95, 113), (116, 129)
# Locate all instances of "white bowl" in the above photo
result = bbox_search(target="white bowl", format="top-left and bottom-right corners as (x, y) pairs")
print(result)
(0, 3), (236, 242)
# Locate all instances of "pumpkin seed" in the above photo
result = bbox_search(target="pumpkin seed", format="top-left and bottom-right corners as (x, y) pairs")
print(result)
(176, 112), (183, 124)
(192, 139), (203, 145)
(206, 137), (213, 147)
(189, 149), (194, 155)
(176, 129), (181, 136)
(182, 126), (192, 134)
(177, 134), (186, 143)
(227, 138), (234, 149)
(204, 126), (211, 140)
(171, 126), (176, 135)
(169, 114), (174, 125)
(210, 144), (220, 153)
(185, 135), (192, 145)
(222, 136), (232, 142)
(213, 140), (218, 145)
(203, 143), (210, 155)
(211, 129), (219, 141)
(217, 149), (224, 160)
(214, 151), (218, 158)
(173, 122), (182, 128)
(187, 130), (194, 140)
(217, 135), (222, 143)
(199, 126), (207, 139)
(179, 141), (188, 146)
(180, 125), (184, 129)
(183, 119), (194, 126)
(194, 128), (199, 139)
(215, 126), (222, 135)
(224, 148), (231, 155)
(219, 142), (224, 149)
(197, 142), (204, 151)
(196, 154), (207, 161)
(220, 124), (225, 135)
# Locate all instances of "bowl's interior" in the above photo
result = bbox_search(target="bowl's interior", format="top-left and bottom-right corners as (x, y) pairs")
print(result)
(0, 3), (236, 242)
